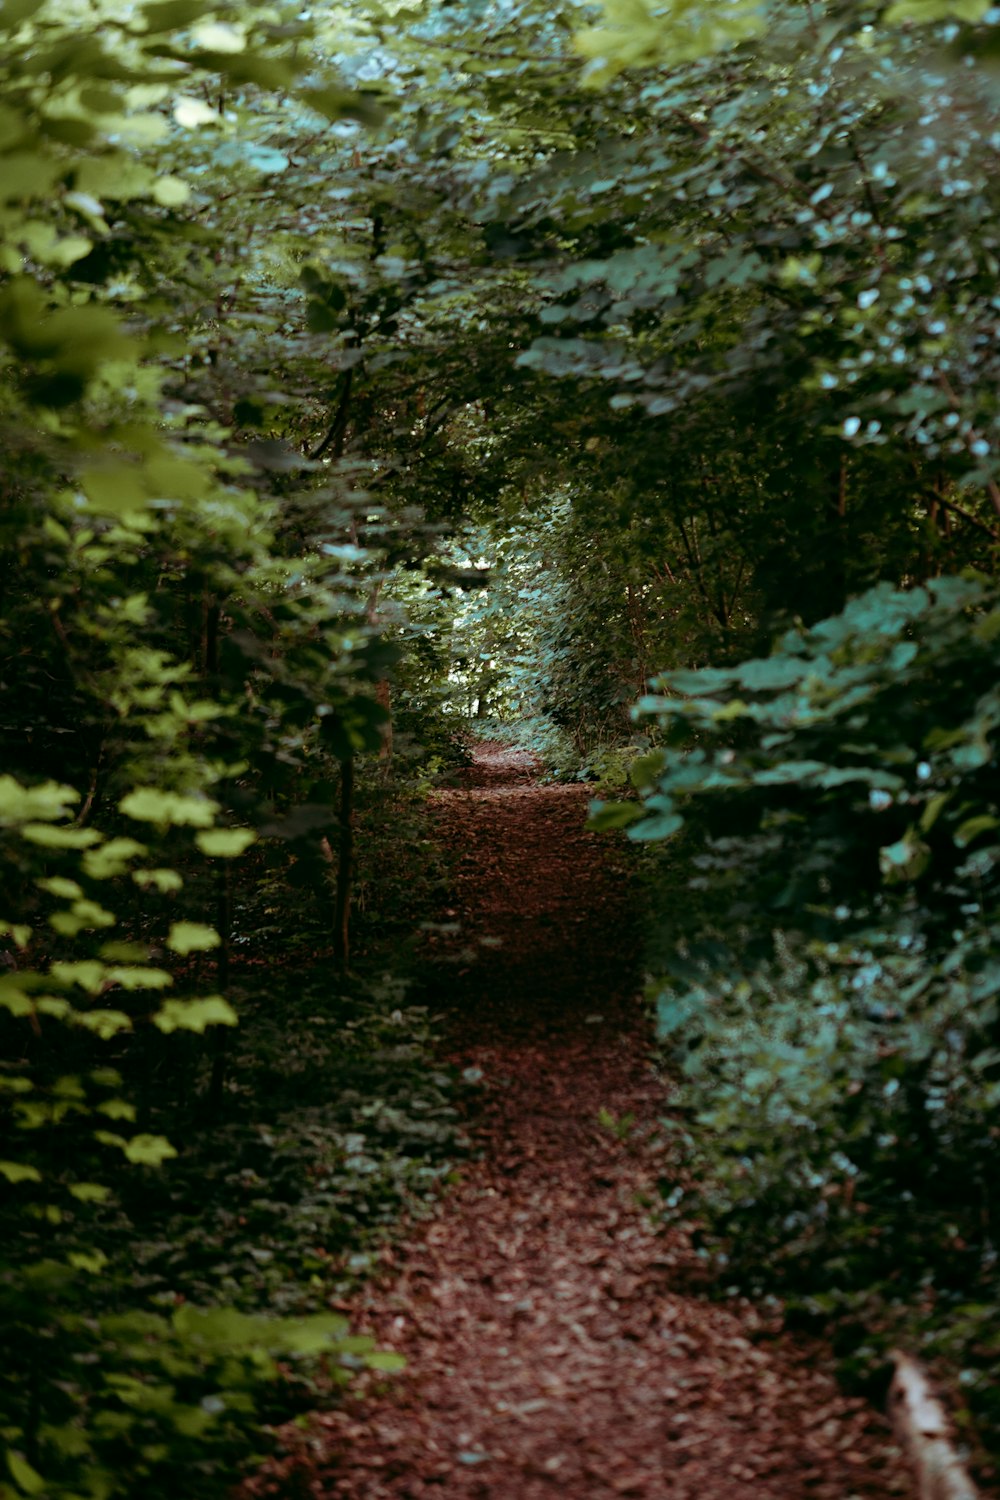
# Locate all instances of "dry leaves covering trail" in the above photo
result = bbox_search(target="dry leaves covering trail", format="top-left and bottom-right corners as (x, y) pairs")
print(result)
(259, 744), (909, 1500)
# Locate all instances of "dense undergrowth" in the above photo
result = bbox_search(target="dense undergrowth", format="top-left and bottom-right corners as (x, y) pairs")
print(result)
(596, 575), (1000, 1473)
(0, 755), (470, 1500)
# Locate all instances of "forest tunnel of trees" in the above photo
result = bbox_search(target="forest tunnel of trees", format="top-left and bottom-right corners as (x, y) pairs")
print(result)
(3, 0), (1000, 1493)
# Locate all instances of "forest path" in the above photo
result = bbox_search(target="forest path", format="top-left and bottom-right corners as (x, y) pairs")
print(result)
(266, 744), (908, 1499)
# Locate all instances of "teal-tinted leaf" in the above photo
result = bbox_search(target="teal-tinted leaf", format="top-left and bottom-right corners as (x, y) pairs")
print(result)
(659, 667), (737, 697)
(736, 657), (808, 692)
(628, 812), (683, 842)
(587, 800), (643, 831)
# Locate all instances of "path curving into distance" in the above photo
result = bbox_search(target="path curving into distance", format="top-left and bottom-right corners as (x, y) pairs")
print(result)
(255, 743), (908, 1500)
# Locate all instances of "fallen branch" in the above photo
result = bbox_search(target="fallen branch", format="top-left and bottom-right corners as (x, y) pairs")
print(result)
(888, 1351), (979, 1500)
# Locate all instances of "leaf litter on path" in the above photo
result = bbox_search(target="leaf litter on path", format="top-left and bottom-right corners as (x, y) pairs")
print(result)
(247, 742), (910, 1499)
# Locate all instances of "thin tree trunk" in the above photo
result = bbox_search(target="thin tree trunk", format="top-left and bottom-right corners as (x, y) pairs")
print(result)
(208, 863), (231, 1115)
(333, 755), (355, 976)
(888, 1352), (978, 1500)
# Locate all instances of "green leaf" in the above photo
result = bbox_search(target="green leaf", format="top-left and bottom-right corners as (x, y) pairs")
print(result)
(153, 995), (237, 1033)
(37, 876), (83, 899)
(84, 838), (148, 879)
(0, 1162), (41, 1184)
(7, 1451), (45, 1495)
(166, 921), (220, 955)
(365, 1350), (406, 1372)
(884, 0), (989, 20)
(122, 1134), (178, 1167)
(132, 868), (184, 893)
(0, 776), (78, 824)
(919, 792), (951, 832)
(50, 961), (106, 994)
(628, 812), (683, 842)
(74, 1010), (132, 1039)
(879, 834), (931, 885)
(195, 827), (257, 858)
(105, 966), (173, 990)
(658, 667), (737, 698)
(954, 815), (999, 849)
(96, 1098), (136, 1120)
(140, 0), (212, 31)
(151, 174), (190, 207)
(736, 657), (808, 692)
(69, 1181), (111, 1202)
(587, 800), (643, 831)
(120, 789), (219, 827)
(21, 823), (101, 849)
(68, 1249), (108, 1273)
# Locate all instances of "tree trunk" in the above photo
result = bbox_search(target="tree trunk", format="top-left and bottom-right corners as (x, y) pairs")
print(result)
(333, 755), (355, 976)
(208, 862), (231, 1115)
(888, 1351), (978, 1500)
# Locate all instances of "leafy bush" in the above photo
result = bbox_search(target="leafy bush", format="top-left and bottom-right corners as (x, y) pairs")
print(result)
(600, 574), (1000, 1451)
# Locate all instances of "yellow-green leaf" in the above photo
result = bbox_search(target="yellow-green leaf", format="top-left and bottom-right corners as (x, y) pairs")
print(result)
(0, 1161), (41, 1184)
(123, 1133), (178, 1166)
(120, 788), (219, 827)
(166, 921), (220, 955)
(153, 995), (237, 1033)
(196, 827), (257, 858)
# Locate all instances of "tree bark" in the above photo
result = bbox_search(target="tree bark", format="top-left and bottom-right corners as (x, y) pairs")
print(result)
(888, 1351), (979, 1500)
(333, 755), (355, 976)
(208, 862), (231, 1116)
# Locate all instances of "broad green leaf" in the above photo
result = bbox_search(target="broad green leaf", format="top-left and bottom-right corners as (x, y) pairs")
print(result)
(68, 1250), (108, 1273)
(151, 174), (190, 207)
(364, 1350), (406, 1371)
(166, 921), (219, 955)
(0, 981), (33, 1017)
(587, 800), (643, 831)
(36, 877), (83, 899)
(884, 0), (989, 19)
(84, 838), (147, 879)
(68, 1182), (111, 1202)
(21, 824), (101, 849)
(51, 961), (106, 994)
(105, 966), (173, 990)
(0, 776), (78, 824)
(628, 812), (683, 842)
(132, 868), (184, 893)
(7, 1451), (45, 1495)
(120, 788), (219, 827)
(153, 995), (237, 1033)
(74, 1010), (132, 1039)
(195, 827), (257, 857)
(141, 0), (211, 31)
(122, 1134), (178, 1166)
(0, 1162), (41, 1184)
(97, 1099), (136, 1121)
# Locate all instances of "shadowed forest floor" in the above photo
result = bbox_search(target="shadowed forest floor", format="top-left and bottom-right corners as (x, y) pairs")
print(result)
(254, 744), (910, 1499)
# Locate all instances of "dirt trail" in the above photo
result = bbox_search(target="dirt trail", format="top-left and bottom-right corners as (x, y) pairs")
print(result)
(265, 744), (909, 1499)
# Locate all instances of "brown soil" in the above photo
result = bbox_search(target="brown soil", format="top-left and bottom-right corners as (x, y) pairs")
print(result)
(255, 743), (910, 1499)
